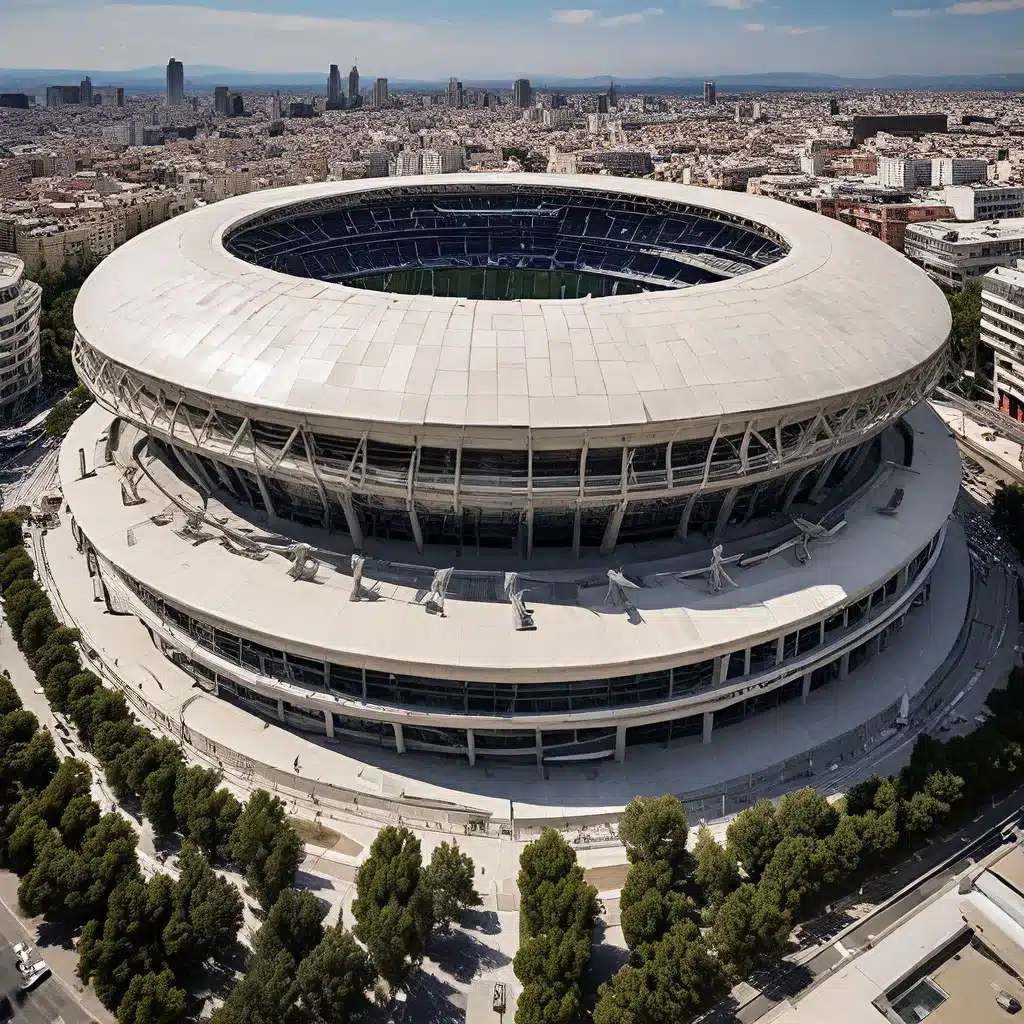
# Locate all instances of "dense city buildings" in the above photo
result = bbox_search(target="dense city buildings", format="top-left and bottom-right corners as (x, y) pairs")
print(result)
(165, 57), (184, 106)
(0, 253), (40, 420)
(852, 113), (948, 144)
(944, 182), (1024, 221)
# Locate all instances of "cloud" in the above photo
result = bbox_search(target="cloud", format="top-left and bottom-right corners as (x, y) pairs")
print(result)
(892, 6), (938, 13)
(742, 21), (766, 30)
(600, 7), (664, 25)
(777, 23), (827, 33)
(946, 0), (1024, 12)
(549, 8), (596, 22)
(708, 0), (762, 8)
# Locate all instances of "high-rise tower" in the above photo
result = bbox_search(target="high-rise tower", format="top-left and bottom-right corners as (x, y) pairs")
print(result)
(513, 78), (532, 109)
(166, 58), (184, 105)
(348, 64), (360, 106)
(328, 65), (343, 106)
(703, 80), (716, 106)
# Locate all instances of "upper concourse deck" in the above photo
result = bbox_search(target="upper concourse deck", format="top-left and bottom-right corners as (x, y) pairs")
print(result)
(60, 401), (961, 683)
(73, 175), (950, 437)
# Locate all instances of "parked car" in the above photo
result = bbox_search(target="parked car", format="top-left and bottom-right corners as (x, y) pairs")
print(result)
(18, 959), (49, 992)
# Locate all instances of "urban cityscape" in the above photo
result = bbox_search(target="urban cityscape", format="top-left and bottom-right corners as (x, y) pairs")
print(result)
(2, 6), (1024, 1024)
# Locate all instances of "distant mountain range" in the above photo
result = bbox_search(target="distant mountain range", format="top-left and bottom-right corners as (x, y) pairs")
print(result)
(2, 66), (1024, 94)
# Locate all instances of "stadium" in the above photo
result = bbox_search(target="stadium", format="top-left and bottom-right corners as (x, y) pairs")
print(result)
(58, 174), (961, 770)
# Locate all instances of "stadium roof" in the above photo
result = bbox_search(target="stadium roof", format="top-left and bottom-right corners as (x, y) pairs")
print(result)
(75, 174), (951, 433)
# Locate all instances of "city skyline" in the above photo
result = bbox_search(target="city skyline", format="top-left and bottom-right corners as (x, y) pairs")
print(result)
(3, 0), (1024, 78)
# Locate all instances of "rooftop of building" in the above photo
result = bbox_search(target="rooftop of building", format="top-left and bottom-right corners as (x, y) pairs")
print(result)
(906, 217), (1024, 243)
(73, 174), (950, 433)
(0, 253), (24, 279)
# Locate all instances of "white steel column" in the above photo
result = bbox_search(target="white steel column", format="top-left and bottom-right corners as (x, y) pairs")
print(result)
(615, 724), (627, 763)
(393, 722), (406, 754)
(702, 712), (713, 745)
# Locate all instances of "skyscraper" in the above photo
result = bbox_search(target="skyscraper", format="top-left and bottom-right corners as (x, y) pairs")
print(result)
(703, 80), (716, 106)
(348, 65), (360, 106)
(608, 79), (617, 109)
(328, 65), (343, 105)
(214, 86), (230, 116)
(166, 58), (184, 106)
(79, 76), (93, 107)
(374, 78), (389, 108)
(513, 78), (532, 109)
(447, 77), (463, 109)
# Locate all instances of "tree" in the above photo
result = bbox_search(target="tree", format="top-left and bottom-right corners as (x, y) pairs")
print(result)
(209, 950), (300, 1024)
(77, 874), (175, 1011)
(618, 795), (690, 875)
(227, 788), (301, 908)
(904, 772), (964, 836)
(420, 840), (481, 933)
(162, 842), (243, 975)
(352, 826), (433, 989)
(593, 921), (726, 1024)
(726, 799), (781, 882)
(843, 775), (886, 817)
(947, 278), (982, 378)
(0, 514), (24, 553)
(253, 888), (327, 964)
(0, 676), (21, 716)
(817, 814), (863, 887)
(513, 929), (590, 1024)
(295, 922), (375, 1024)
(692, 826), (739, 913)
(775, 787), (839, 842)
(759, 835), (819, 915)
(516, 828), (598, 940)
(173, 765), (240, 860)
(709, 883), (791, 978)
(44, 385), (94, 439)
(116, 970), (187, 1024)
(19, 606), (58, 661)
(619, 858), (694, 957)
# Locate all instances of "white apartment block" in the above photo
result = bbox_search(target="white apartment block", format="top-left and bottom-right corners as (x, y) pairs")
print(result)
(905, 218), (1024, 290)
(420, 148), (464, 175)
(981, 260), (1024, 417)
(931, 158), (988, 187)
(877, 157), (932, 190)
(944, 183), (1024, 222)
(395, 151), (423, 176)
(0, 254), (41, 420)
(542, 108), (574, 129)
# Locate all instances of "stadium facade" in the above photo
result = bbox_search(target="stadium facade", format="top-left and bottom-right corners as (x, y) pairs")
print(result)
(62, 175), (958, 765)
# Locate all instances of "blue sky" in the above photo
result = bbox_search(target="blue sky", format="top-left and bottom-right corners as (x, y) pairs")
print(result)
(2, 0), (1023, 77)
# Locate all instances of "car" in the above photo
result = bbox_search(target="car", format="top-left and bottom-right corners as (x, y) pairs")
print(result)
(18, 959), (49, 992)
(10, 943), (28, 966)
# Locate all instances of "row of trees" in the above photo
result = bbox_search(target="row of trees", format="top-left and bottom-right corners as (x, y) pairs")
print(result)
(30, 255), (99, 386)
(44, 384), (93, 439)
(0, 671), (244, 1024)
(214, 825), (482, 1024)
(513, 829), (600, 1024)
(588, 663), (1024, 1021)
(0, 510), (308, 1019)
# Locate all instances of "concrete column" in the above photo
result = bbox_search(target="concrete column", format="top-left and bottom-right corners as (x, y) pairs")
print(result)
(841, 440), (873, 488)
(775, 636), (785, 666)
(408, 504), (424, 554)
(572, 508), (582, 560)
(535, 730), (544, 777)
(782, 467), (814, 515)
(277, 698), (285, 722)
(801, 673), (812, 704)
(615, 724), (627, 763)
(713, 486), (739, 542)
(467, 728), (476, 767)
(600, 501), (628, 556)
(807, 453), (841, 504)
(743, 648), (752, 676)
(840, 652), (851, 680)
(714, 655), (729, 685)
(324, 710), (335, 739)
(702, 711), (714, 745)
(393, 722), (406, 754)
(339, 492), (364, 549)
(526, 507), (535, 560)
(675, 490), (700, 541)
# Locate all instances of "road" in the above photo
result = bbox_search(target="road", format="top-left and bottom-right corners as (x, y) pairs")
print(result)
(0, 888), (100, 1024)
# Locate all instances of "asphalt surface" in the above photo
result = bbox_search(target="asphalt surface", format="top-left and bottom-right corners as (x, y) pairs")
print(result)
(0, 893), (98, 1024)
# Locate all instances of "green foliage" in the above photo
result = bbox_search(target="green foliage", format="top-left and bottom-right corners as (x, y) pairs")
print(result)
(227, 788), (301, 908)
(775, 787), (839, 842)
(692, 826), (739, 913)
(174, 765), (241, 860)
(209, 949), (299, 1024)
(618, 795), (690, 873)
(726, 799), (781, 882)
(759, 835), (820, 915)
(116, 970), (187, 1024)
(45, 384), (94, 438)
(253, 888), (327, 964)
(294, 922), (374, 1024)
(352, 825), (433, 988)
(947, 278), (983, 376)
(709, 883), (791, 978)
(593, 920), (726, 1024)
(619, 858), (695, 957)
(31, 255), (99, 385)
(420, 840), (481, 933)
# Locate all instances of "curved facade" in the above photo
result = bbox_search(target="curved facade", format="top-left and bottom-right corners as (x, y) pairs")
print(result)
(0, 254), (41, 420)
(62, 176), (960, 764)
